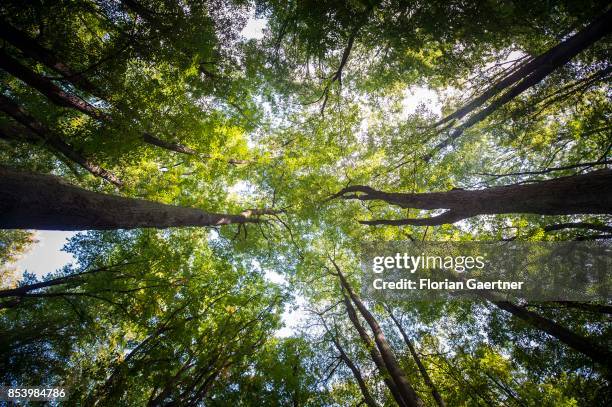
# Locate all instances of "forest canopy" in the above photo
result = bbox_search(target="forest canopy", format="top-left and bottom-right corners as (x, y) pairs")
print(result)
(0, 0), (611, 405)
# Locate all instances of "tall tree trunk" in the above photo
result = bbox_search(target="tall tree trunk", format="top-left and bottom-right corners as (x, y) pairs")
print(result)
(0, 261), (137, 308)
(0, 52), (240, 161)
(0, 168), (275, 230)
(552, 301), (612, 315)
(543, 222), (612, 234)
(434, 7), (611, 127)
(385, 306), (446, 407)
(0, 49), (105, 120)
(481, 292), (612, 368)
(0, 20), (103, 98)
(0, 95), (122, 186)
(0, 272), (87, 299)
(0, 29), (247, 162)
(333, 170), (612, 226)
(428, 8), (612, 158)
(0, 96), (121, 186)
(334, 262), (424, 407)
(334, 339), (379, 407)
(342, 293), (408, 407)
(319, 315), (379, 407)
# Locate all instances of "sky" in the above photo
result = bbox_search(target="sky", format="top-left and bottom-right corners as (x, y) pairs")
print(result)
(11, 231), (77, 278)
(240, 11), (266, 40)
(402, 86), (442, 116)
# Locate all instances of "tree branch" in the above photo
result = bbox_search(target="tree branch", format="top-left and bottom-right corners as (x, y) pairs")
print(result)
(0, 94), (123, 186)
(333, 170), (612, 226)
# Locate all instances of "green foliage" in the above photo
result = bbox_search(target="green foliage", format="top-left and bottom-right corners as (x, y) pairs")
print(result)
(1, 0), (611, 405)
(0, 230), (35, 287)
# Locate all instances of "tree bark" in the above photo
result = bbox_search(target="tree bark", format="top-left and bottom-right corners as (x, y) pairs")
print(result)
(333, 170), (612, 226)
(552, 301), (612, 315)
(319, 315), (379, 407)
(481, 292), (612, 368)
(342, 293), (408, 407)
(385, 306), (446, 407)
(544, 222), (612, 234)
(0, 168), (276, 230)
(0, 94), (123, 187)
(0, 94), (123, 186)
(435, 5), (611, 127)
(334, 339), (379, 407)
(0, 20), (103, 98)
(429, 8), (612, 157)
(0, 49), (105, 120)
(334, 262), (424, 407)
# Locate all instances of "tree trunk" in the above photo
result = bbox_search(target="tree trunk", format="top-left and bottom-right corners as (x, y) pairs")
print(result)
(0, 31), (248, 163)
(0, 261), (136, 305)
(0, 49), (104, 120)
(386, 307), (446, 407)
(334, 340), (379, 407)
(0, 20), (103, 98)
(0, 168), (273, 230)
(342, 293), (408, 407)
(429, 8), (612, 156)
(0, 275), (80, 300)
(552, 301), (612, 315)
(333, 170), (612, 226)
(320, 316), (379, 407)
(334, 262), (424, 407)
(544, 222), (612, 234)
(0, 95), (123, 186)
(482, 292), (612, 368)
(0, 123), (39, 143)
